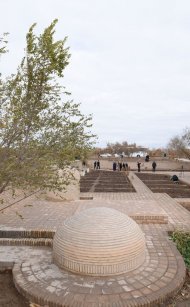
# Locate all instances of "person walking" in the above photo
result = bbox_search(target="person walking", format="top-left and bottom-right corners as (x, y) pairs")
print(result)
(152, 161), (157, 172)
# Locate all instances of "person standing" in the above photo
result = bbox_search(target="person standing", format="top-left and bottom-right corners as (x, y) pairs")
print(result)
(94, 161), (97, 169)
(97, 160), (100, 169)
(113, 161), (117, 171)
(119, 162), (122, 171)
(152, 161), (157, 172)
(137, 161), (141, 172)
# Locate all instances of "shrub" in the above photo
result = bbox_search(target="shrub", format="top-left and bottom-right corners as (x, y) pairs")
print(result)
(171, 231), (190, 268)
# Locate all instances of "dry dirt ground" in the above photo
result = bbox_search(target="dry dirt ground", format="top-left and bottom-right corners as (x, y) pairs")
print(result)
(0, 270), (29, 307)
(166, 270), (190, 306)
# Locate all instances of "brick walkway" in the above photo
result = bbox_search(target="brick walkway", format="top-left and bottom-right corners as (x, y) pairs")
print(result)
(0, 171), (190, 306)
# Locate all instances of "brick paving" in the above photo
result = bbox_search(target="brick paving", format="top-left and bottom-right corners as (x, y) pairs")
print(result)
(0, 170), (190, 306)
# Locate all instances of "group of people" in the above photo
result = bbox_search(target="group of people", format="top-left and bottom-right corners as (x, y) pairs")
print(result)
(93, 159), (158, 172)
(113, 161), (129, 171)
(94, 160), (100, 169)
(91, 159), (182, 184)
(137, 160), (157, 172)
(112, 160), (157, 172)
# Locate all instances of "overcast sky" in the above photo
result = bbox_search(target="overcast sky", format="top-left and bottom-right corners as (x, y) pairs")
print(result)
(1, 0), (190, 149)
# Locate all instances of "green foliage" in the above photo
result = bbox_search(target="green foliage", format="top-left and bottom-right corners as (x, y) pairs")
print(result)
(171, 230), (190, 268)
(0, 20), (95, 195)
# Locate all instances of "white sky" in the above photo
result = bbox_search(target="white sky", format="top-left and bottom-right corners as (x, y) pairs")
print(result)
(1, 0), (190, 149)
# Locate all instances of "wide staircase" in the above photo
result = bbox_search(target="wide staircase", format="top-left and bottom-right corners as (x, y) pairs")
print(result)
(80, 170), (136, 193)
(136, 172), (190, 198)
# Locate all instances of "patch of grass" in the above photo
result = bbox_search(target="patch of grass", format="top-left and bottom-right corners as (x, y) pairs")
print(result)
(171, 230), (190, 269)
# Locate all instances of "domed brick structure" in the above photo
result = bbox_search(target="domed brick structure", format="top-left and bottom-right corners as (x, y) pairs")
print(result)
(53, 207), (146, 276)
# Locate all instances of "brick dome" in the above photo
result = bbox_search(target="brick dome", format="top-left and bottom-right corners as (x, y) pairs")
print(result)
(53, 207), (146, 276)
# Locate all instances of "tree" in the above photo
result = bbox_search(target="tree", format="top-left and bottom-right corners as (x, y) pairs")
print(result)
(168, 129), (190, 159)
(0, 32), (8, 55)
(0, 20), (95, 195)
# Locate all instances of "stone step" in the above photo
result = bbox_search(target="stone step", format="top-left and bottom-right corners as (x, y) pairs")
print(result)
(80, 189), (91, 192)
(0, 229), (54, 239)
(80, 188), (134, 192)
(0, 238), (53, 247)
(94, 189), (135, 192)
(81, 182), (130, 187)
(131, 214), (168, 224)
(80, 180), (129, 183)
(94, 186), (133, 190)
(150, 187), (190, 191)
(80, 177), (128, 181)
